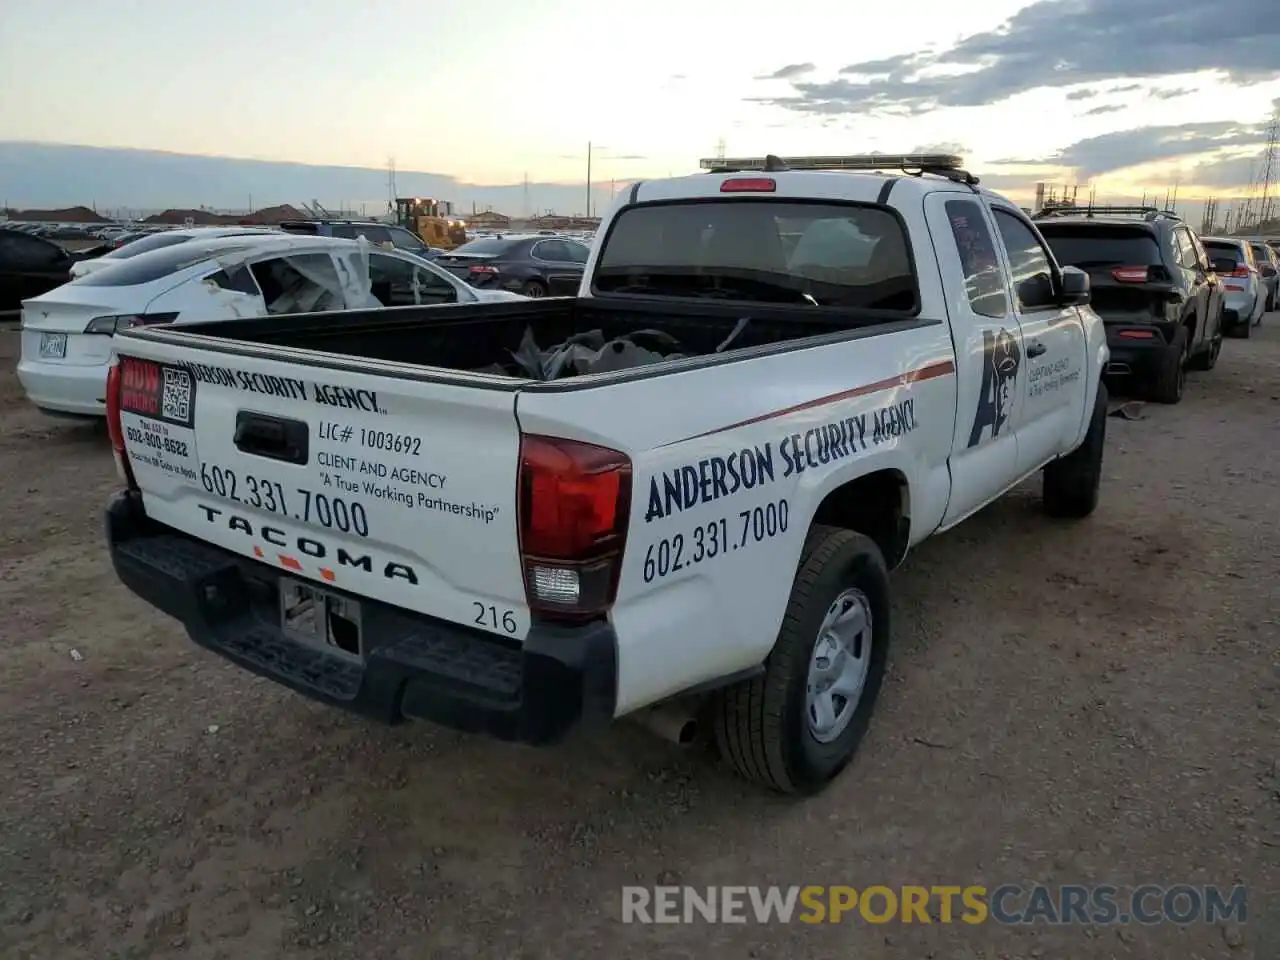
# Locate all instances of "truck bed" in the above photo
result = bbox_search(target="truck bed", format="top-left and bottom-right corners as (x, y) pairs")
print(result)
(161, 296), (925, 383)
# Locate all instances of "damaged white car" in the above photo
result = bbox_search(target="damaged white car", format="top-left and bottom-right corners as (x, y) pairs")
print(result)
(17, 234), (524, 418)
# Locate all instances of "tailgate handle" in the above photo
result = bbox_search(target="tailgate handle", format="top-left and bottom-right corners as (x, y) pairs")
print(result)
(234, 412), (309, 465)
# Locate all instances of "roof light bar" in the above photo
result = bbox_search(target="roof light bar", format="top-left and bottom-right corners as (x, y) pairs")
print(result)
(698, 153), (965, 172)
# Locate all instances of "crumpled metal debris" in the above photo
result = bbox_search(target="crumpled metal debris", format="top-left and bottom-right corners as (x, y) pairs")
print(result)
(1108, 400), (1145, 421)
(486, 326), (691, 381)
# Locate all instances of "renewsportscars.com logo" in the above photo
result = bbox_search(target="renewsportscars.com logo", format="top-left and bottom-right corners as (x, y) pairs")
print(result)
(620, 884), (1248, 926)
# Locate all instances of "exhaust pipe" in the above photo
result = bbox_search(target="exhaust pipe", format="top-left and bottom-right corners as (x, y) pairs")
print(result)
(633, 701), (700, 746)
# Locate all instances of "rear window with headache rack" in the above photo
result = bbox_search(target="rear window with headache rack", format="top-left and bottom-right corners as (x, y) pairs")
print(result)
(594, 201), (918, 311)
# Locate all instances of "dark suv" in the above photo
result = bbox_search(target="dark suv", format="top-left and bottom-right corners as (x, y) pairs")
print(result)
(1033, 206), (1223, 404)
(277, 220), (441, 259)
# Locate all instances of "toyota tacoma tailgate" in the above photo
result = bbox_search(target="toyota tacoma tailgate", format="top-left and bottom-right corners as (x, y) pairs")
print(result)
(103, 334), (621, 742)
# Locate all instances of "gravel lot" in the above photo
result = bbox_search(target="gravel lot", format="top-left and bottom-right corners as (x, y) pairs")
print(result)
(0, 320), (1276, 959)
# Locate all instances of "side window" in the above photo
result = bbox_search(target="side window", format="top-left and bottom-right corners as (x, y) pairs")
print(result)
(388, 227), (424, 252)
(367, 253), (457, 306)
(992, 210), (1057, 311)
(0, 234), (21, 264)
(945, 199), (1008, 319)
(532, 240), (569, 261)
(7, 235), (63, 269)
(1190, 234), (1210, 269)
(328, 224), (357, 240)
(564, 241), (590, 264)
(206, 264), (261, 296)
(353, 225), (391, 245)
(1174, 230), (1199, 269)
(249, 253), (344, 315)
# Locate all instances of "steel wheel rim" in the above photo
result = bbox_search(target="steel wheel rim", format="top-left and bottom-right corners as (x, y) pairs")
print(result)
(805, 588), (873, 744)
(525, 283), (545, 298)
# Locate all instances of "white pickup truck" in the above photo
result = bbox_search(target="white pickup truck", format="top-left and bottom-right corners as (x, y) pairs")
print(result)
(103, 154), (1109, 794)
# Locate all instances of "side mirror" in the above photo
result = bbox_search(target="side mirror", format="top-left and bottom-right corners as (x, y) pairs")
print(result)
(1057, 265), (1091, 306)
(1210, 257), (1238, 275)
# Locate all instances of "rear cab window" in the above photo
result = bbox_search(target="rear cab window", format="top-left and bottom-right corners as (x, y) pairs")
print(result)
(593, 201), (918, 310)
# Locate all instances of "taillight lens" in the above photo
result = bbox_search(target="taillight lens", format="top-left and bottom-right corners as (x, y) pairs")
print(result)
(518, 434), (631, 621)
(104, 361), (138, 490)
(720, 177), (776, 193)
(85, 313), (179, 335)
(1111, 266), (1149, 283)
(1231, 265), (1252, 278)
(469, 265), (499, 276)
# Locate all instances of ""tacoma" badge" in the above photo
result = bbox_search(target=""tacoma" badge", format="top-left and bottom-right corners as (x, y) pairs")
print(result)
(197, 504), (418, 583)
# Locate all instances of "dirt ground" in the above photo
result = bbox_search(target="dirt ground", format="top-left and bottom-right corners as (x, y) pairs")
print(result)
(0, 319), (1276, 960)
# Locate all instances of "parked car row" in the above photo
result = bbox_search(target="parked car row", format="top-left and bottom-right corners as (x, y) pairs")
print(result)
(1031, 206), (1276, 403)
(11, 230), (533, 418)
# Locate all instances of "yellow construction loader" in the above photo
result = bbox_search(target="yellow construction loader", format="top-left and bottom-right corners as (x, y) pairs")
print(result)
(395, 197), (468, 249)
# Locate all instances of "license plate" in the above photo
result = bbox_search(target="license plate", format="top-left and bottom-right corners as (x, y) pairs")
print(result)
(38, 333), (67, 359)
(279, 578), (363, 660)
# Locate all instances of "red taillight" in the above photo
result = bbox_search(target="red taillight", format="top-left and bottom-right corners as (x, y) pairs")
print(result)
(1111, 266), (1149, 283)
(1231, 265), (1252, 278)
(470, 264), (499, 275)
(1118, 329), (1157, 339)
(720, 177), (776, 193)
(518, 434), (631, 621)
(104, 361), (138, 490)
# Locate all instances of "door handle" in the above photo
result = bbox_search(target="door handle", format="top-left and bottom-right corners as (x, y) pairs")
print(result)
(1027, 342), (1048, 358)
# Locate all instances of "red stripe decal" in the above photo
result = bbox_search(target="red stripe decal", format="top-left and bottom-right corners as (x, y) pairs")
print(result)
(666, 358), (955, 446)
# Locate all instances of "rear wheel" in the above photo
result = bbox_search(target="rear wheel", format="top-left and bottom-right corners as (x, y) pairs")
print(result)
(522, 279), (548, 298)
(1043, 381), (1107, 519)
(713, 526), (891, 795)
(1148, 325), (1187, 404)
(1228, 316), (1252, 339)
(1188, 316), (1222, 371)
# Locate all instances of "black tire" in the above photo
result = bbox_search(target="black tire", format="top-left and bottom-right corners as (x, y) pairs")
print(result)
(1188, 322), (1222, 372)
(1043, 380), (1107, 519)
(522, 279), (548, 298)
(1147, 325), (1187, 404)
(713, 526), (891, 795)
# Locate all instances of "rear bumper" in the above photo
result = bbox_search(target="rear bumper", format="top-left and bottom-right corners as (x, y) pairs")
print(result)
(15, 356), (108, 417)
(1101, 321), (1176, 378)
(104, 492), (617, 744)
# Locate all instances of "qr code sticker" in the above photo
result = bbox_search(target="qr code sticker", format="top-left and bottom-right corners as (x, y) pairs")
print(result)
(161, 368), (193, 423)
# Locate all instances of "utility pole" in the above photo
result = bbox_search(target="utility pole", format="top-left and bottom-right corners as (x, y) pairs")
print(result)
(1256, 109), (1278, 226)
(1201, 197), (1218, 234)
(522, 172), (529, 219)
(586, 141), (592, 218)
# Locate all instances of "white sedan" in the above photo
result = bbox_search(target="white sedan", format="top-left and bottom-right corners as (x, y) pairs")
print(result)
(17, 234), (525, 418)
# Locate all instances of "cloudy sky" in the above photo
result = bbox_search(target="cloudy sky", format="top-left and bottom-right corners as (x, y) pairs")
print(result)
(1, 0), (1279, 211)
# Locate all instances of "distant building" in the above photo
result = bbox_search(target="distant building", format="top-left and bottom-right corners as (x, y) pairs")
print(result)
(468, 211), (511, 228)
(526, 214), (601, 231)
